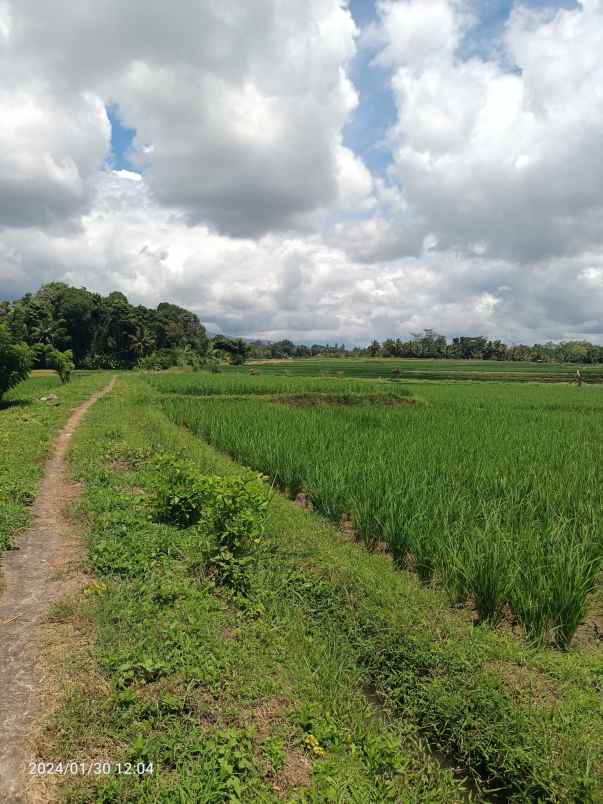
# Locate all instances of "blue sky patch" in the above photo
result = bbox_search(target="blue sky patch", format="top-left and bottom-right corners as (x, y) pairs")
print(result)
(107, 103), (136, 170)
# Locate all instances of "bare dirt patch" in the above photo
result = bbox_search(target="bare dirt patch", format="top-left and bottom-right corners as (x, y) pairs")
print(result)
(0, 379), (115, 803)
(248, 698), (289, 742)
(272, 746), (312, 799)
(485, 660), (559, 706)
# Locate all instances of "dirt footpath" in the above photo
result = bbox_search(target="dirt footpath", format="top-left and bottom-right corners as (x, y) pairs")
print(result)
(0, 379), (115, 803)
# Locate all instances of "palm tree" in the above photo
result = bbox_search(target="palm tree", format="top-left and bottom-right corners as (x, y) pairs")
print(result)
(31, 316), (68, 346)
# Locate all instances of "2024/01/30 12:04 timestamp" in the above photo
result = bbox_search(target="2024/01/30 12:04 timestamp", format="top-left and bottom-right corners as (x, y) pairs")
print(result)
(29, 761), (154, 776)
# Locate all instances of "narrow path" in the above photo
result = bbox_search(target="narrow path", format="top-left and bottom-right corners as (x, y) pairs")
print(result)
(0, 379), (115, 803)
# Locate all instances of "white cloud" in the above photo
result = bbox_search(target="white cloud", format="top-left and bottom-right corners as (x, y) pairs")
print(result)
(1, 0), (367, 237)
(367, 0), (603, 263)
(2, 170), (603, 345)
(1, 0), (603, 346)
(0, 86), (110, 229)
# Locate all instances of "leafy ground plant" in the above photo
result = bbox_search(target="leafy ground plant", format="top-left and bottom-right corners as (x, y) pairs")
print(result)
(148, 453), (269, 591)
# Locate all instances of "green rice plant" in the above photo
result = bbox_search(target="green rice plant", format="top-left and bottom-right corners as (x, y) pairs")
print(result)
(409, 531), (443, 584)
(549, 534), (602, 650)
(458, 512), (515, 625)
(159, 376), (603, 649)
(511, 521), (603, 648)
(376, 491), (413, 566)
(350, 493), (382, 551)
(143, 370), (412, 399)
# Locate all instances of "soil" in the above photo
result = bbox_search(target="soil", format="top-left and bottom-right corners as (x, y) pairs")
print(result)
(0, 379), (115, 803)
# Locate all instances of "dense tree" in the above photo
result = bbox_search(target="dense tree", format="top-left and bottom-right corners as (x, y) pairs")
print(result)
(1, 284), (209, 369)
(0, 325), (32, 399)
(212, 336), (251, 365)
(367, 339), (381, 357)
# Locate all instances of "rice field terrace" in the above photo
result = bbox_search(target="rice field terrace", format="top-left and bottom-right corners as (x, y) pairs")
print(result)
(151, 367), (603, 650)
(239, 356), (603, 383)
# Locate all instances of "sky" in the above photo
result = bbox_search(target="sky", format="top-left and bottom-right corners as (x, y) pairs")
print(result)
(1, 0), (602, 346)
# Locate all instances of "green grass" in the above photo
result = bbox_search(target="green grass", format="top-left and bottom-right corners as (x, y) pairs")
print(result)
(49, 377), (467, 803)
(151, 374), (603, 649)
(42, 375), (603, 802)
(0, 371), (111, 555)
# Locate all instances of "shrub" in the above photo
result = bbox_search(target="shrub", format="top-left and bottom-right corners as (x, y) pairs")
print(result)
(138, 350), (178, 371)
(51, 349), (75, 384)
(148, 454), (211, 528)
(0, 324), (32, 400)
(32, 343), (75, 383)
(79, 352), (122, 370)
(207, 474), (269, 589)
(138, 348), (203, 371)
(148, 455), (269, 590)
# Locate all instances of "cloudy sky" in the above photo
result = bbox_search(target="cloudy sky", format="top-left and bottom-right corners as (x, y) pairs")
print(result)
(1, 0), (602, 344)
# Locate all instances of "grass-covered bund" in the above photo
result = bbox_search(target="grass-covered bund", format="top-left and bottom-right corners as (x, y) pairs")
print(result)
(35, 371), (602, 802)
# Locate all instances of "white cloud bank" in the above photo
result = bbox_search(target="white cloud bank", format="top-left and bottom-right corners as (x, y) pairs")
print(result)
(1, 0), (603, 344)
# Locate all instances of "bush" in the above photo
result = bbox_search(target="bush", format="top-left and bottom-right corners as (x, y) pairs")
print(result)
(207, 474), (269, 589)
(148, 455), (268, 590)
(79, 353), (122, 370)
(31, 343), (75, 383)
(52, 349), (75, 384)
(0, 324), (32, 399)
(149, 454), (212, 527)
(138, 348), (203, 371)
(138, 350), (177, 371)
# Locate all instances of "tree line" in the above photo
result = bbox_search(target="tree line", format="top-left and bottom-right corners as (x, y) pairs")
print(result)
(2, 284), (603, 401)
(249, 329), (603, 364)
(0, 282), (255, 367)
(0, 283), (252, 398)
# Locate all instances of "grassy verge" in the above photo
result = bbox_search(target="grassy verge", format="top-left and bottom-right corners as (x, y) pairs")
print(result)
(42, 376), (602, 802)
(0, 371), (111, 555)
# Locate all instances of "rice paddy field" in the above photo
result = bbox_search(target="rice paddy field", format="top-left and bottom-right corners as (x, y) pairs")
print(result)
(151, 365), (603, 649)
(243, 356), (603, 383)
(5, 366), (602, 801)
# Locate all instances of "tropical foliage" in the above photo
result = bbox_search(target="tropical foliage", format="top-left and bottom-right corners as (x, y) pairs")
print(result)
(0, 324), (32, 400)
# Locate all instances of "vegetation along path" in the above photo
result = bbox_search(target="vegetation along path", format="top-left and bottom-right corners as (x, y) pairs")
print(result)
(0, 377), (115, 803)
